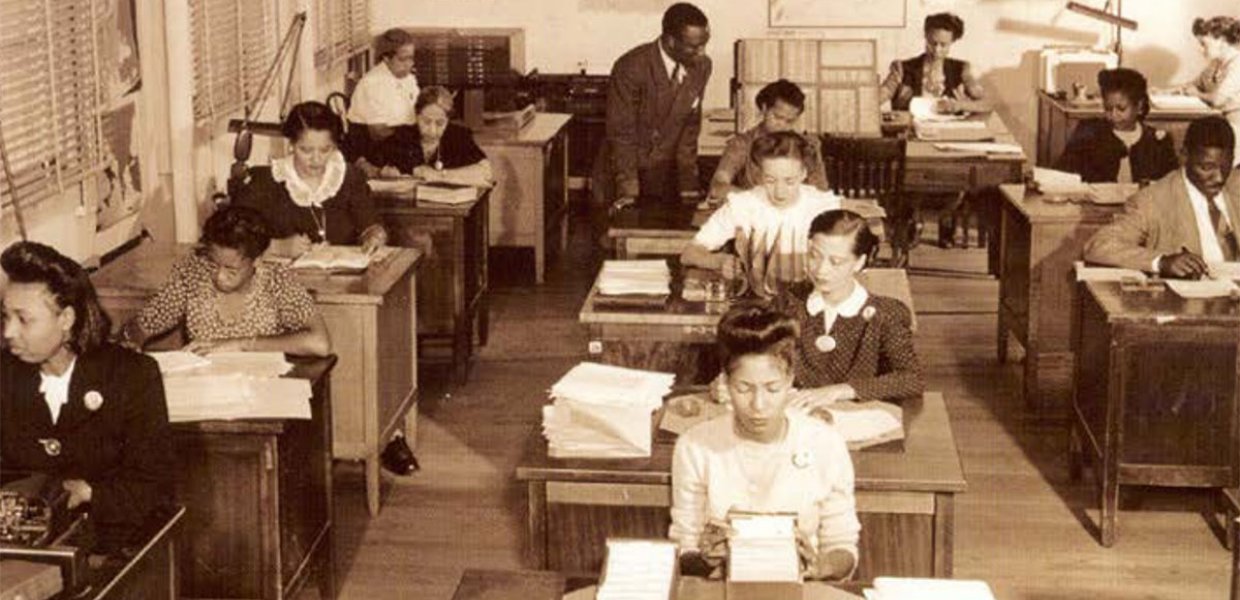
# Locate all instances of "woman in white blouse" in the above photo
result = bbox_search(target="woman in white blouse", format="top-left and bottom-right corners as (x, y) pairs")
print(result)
(670, 303), (860, 581)
(347, 28), (421, 177)
(1170, 17), (1240, 163)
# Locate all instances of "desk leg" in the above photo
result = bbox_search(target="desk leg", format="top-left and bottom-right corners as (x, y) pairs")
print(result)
(527, 481), (548, 569)
(478, 292), (491, 347)
(996, 310), (1009, 365)
(933, 492), (955, 578)
(366, 455), (381, 517)
(404, 399), (419, 453)
(318, 526), (337, 600)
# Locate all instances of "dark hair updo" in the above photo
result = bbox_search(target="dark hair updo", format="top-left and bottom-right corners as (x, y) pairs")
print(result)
(1098, 68), (1152, 119)
(282, 101), (344, 146)
(1, 241), (111, 355)
(925, 12), (965, 41)
(750, 130), (813, 168)
(716, 302), (799, 375)
(199, 205), (273, 260)
(808, 209), (880, 264)
(1192, 16), (1240, 45)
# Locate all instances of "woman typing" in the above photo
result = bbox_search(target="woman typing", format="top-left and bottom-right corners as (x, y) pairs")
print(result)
(1, 241), (174, 553)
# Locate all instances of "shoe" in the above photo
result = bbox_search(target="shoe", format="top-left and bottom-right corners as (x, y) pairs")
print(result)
(381, 437), (419, 476)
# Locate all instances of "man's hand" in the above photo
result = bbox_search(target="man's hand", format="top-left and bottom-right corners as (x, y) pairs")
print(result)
(1158, 250), (1209, 279)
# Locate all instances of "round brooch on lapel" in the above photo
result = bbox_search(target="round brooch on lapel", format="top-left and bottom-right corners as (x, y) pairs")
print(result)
(814, 335), (836, 353)
(792, 450), (812, 469)
(862, 305), (877, 322)
(84, 390), (104, 412)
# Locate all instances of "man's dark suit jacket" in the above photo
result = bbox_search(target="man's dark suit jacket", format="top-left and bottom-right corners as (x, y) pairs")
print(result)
(1, 343), (174, 546)
(592, 39), (712, 202)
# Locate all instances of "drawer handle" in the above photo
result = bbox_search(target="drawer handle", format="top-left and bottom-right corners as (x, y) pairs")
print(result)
(683, 325), (715, 336)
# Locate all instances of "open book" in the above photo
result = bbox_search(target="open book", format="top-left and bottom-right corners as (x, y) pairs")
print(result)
(416, 182), (477, 205)
(290, 245), (372, 272)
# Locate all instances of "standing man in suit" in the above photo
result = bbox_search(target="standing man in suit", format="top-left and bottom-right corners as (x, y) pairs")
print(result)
(1085, 116), (1240, 278)
(590, 2), (712, 248)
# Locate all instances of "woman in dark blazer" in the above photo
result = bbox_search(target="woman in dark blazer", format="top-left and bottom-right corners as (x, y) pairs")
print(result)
(1055, 68), (1179, 183)
(381, 86), (493, 186)
(879, 12), (989, 113)
(0, 241), (174, 552)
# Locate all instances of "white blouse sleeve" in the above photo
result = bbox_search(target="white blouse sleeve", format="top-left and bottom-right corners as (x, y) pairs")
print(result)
(669, 435), (711, 552)
(692, 196), (743, 251)
(815, 432), (861, 560)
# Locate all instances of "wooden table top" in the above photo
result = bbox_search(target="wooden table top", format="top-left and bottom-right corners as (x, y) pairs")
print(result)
(607, 203), (713, 239)
(579, 267), (915, 330)
(170, 355), (337, 435)
(373, 186), (489, 218)
(91, 242), (421, 306)
(999, 184), (1125, 225)
(451, 569), (865, 600)
(1039, 89), (1220, 119)
(474, 112), (572, 147)
(516, 391), (966, 494)
(904, 112), (1025, 164)
(1084, 280), (1240, 326)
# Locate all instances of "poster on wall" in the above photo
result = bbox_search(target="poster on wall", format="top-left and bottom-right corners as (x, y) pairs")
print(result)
(95, 0), (143, 233)
(769, 0), (907, 28)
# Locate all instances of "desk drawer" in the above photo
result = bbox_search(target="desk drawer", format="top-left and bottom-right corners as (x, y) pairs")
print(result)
(547, 482), (670, 507)
(906, 162), (1020, 193)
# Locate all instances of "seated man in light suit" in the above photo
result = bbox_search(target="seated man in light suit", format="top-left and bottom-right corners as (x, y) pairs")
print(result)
(1085, 116), (1240, 279)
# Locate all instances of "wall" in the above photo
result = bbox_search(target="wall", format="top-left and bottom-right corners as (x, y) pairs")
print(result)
(372, 0), (1239, 154)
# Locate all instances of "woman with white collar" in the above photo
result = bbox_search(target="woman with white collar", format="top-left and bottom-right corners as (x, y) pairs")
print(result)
(234, 101), (387, 258)
(772, 209), (923, 409)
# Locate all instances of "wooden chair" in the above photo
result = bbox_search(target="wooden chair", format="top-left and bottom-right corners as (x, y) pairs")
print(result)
(820, 134), (909, 267)
(1227, 488), (1239, 600)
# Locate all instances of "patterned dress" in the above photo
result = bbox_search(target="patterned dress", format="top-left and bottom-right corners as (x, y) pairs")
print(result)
(136, 253), (318, 342)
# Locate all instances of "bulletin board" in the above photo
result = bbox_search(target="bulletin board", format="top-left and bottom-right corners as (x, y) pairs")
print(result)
(768, 0), (907, 28)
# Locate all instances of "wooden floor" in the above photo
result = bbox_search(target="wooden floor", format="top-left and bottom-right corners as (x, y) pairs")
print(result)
(314, 205), (1232, 600)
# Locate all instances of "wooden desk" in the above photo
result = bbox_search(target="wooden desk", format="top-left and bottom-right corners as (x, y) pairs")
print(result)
(477, 113), (572, 284)
(1070, 281), (1240, 546)
(516, 392), (965, 579)
(90, 242), (420, 517)
(376, 189), (490, 385)
(172, 357), (336, 600)
(1227, 488), (1239, 600)
(1036, 90), (1219, 166)
(581, 268), (915, 385)
(451, 569), (865, 600)
(996, 184), (1124, 411)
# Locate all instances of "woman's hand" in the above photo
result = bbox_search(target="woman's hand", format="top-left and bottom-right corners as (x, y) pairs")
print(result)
(717, 254), (742, 280)
(62, 479), (93, 509)
(412, 165), (442, 183)
(272, 234), (314, 258)
(698, 520), (732, 564)
(789, 384), (857, 412)
(360, 225), (388, 254)
(379, 166), (403, 179)
(183, 338), (249, 356)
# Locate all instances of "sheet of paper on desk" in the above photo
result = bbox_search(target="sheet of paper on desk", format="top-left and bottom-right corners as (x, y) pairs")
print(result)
(1087, 182), (1139, 205)
(150, 351), (293, 378)
(1150, 94), (1210, 111)
(1032, 167), (1089, 196)
(825, 401), (904, 450)
(365, 177), (416, 194)
(148, 351), (212, 374)
(1166, 278), (1239, 299)
(908, 97), (961, 123)
(1073, 263), (1148, 283)
(597, 539), (677, 600)
(291, 246), (372, 271)
(932, 142), (1023, 155)
(728, 513), (801, 583)
(1209, 262), (1240, 280)
(869, 577), (995, 600)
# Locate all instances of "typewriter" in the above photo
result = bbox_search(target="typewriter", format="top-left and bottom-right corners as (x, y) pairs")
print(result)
(0, 472), (89, 594)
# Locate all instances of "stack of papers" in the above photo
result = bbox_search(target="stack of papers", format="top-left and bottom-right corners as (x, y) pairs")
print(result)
(150, 351), (312, 422)
(366, 176), (416, 195)
(290, 246), (372, 272)
(1150, 94), (1210, 111)
(824, 401), (904, 450)
(1074, 262), (1147, 283)
(1032, 167), (1089, 196)
(598, 260), (671, 296)
(541, 362), (674, 458)
(866, 577), (995, 600)
(932, 142), (1024, 155)
(915, 120), (992, 142)
(1166, 278), (1238, 299)
(727, 513), (801, 583)
(416, 182), (477, 205)
(596, 539), (677, 600)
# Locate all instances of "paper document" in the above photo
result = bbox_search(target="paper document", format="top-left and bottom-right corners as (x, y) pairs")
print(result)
(728, 513), (801, 583)
(1032, 167), (1089, 196)
(1074, 263), (1148, 283)
(825, 401), (904, 450)
(542, 362), (674, 458)
(154, 351), (310, 422)
(1150, 94), (1210, 111)
(148, 351), (212, 374)
(1166, 278), (1239, 299)
(366, 177), (416, 195)
(598, 260), (672, 296)
(908, 97), (961, 122)
(596, 539), (677, 600)
(1209, 262), (1240, 280)
(290, 245), (372, 272)
(870, 577), (995, 600)
(932, 142), (1023, 155)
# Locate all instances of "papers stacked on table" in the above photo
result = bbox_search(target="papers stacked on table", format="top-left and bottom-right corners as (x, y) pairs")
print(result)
(1032, 167), (1090, 196)
(366, 176), (416, 195)
(1150, 94), (1211, 111)
(824, 401), (904, 450)
(915, 120), (993, 142)
(149, 351), (312, 422)
(541, 362), (674, 458)
(865, 577), (995, 600)
(727, 513), (801, 583)
(596, 539), (677, 600)
(597, 260), (672, 296)
(1166, 278), (1239, 299)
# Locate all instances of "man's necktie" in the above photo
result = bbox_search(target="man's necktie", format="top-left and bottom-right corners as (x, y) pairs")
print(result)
(1207, 198), (1238, 261)
(670, 63), (682, 88)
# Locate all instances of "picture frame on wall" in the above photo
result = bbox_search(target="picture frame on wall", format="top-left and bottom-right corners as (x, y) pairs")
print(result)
(768, 0), (907, 28)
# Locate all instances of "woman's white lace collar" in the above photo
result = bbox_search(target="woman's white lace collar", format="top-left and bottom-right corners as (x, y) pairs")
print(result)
(271, 150), (347, 208)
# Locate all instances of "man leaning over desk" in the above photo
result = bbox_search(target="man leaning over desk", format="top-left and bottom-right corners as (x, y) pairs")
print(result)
(1085, 116), (1240, 279)
(589, 2), (712, 248)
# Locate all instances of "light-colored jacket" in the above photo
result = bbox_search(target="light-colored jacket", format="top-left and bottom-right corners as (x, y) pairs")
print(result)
(1083, 170), (1240, 271)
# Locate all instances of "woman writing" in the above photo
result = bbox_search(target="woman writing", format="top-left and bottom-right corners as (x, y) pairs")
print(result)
(670, 303), (860, 581)
(1055, 68), (1179, 183)
(346, 28), (420, 176)
(682, 131), (841, 281)
(233, 101), (387, 258)
(879, 12), (989, 114)
(384, 86), (494, 187)
(123, 206), (331, 357)
(774, 210), (923, 407)
(1167, 17), (1240, 163)
(708, 79), (828, 201)
(1, 241), (174, 553)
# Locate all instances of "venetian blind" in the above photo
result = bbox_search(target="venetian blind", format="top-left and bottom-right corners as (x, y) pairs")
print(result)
(190, 0), (279, 122)
(314, 0), (368, 69)
(0, 0), (103, 210)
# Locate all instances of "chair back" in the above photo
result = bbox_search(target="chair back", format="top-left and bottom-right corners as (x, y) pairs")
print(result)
(820, 134), (906, 201)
